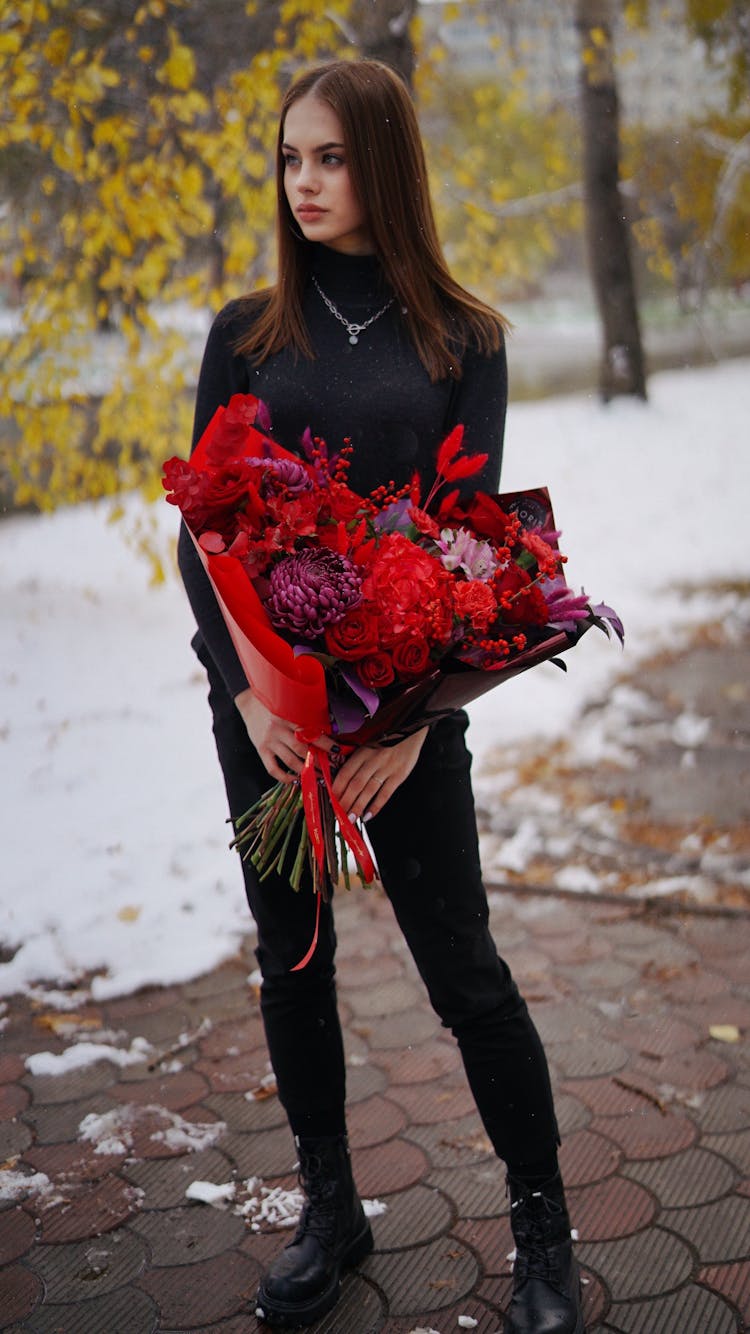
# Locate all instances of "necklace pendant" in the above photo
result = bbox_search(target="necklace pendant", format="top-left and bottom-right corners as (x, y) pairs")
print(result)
(349, 333), (358, 345)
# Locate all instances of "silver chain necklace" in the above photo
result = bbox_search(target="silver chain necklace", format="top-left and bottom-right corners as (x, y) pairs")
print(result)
(312, 275), (394, 345)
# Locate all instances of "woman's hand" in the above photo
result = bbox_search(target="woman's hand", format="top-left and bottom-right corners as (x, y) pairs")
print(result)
(332, 727), (429, 822)
(235, 688), (327, 783)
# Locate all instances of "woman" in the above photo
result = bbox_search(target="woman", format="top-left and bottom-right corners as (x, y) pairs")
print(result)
(179, 59), (584, 1334)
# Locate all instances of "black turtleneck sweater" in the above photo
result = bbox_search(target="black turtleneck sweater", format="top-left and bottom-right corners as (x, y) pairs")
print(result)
(178, 244), (508, 700)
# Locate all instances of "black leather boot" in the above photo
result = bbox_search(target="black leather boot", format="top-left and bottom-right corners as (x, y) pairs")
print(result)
(504, 1171), (584, 1334)
(255, 1135), (374, 1327)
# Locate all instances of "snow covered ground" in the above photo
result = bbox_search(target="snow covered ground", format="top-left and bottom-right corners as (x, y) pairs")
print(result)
(1, 357), (749, 1003)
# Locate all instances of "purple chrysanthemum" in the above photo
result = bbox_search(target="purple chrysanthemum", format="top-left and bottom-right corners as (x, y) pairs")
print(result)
(265, 548), (362, 640)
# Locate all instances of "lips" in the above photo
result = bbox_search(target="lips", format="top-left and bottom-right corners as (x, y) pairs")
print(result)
(297, 206), (325, 220)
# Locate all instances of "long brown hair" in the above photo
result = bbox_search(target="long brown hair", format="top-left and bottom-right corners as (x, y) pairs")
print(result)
(235, 59), (507, 381)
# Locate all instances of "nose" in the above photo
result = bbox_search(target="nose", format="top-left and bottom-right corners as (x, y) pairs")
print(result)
(296, 158), (319, 194)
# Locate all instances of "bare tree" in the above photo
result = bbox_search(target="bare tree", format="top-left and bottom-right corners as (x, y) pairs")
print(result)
(575, 0), (647, 400)
(350, 0), (418, 87)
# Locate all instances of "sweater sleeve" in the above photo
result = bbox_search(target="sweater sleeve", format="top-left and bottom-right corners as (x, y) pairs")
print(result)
(444, 335), (508, 497)
(177, 308), (252, 700)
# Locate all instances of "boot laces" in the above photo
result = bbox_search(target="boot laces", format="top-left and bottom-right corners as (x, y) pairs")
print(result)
(511, 1191), (567, 1290)
(293, 1152), (339, 1253)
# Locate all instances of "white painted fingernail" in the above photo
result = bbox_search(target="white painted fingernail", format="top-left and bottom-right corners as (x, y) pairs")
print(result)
(363, 810), (372, 822)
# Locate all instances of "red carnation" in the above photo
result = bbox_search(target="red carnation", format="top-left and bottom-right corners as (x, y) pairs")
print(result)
(453, 580), (498, 632)
(363, 533), (453, 650)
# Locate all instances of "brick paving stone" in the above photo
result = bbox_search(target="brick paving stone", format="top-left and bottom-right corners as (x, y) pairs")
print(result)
(110, 1069), (210, 1112)
(194, 989), (259, 1027)
(197, 1016), (266, 1061)
(555, 1089), (591, 1136)
(424, 1162), (505, 1220)
(23, 1227), (148, 1302)
(0, 1117), (32, 1159)
(624, 1145), (737, 1208)
(137, 1248), (260, 1327)
(575, 1226), (693, 1301)
(344, 1060), (388, 1104)
(387, 1292), (501, 1333)
(705, 1128), (750, 1176)
(28, 1175), (143, 1244)
(699, 1260), (750, 1325)
(103, 985), (185, 1021)
(689, 1081), (750, 1134)
(22, 1061), (119, 1107)
(558, 1128), (622, 1187)
(193, 1049), (273, 1095)
(560, 1075), (656, 1119)
(559, 958), (641, 992)
(0, 1206), (36, 1264)
(109, 1007), (195, 1050)
(371, 1041), (461, 1086)
(346, 978), (423, 1019)
(369, 1182), (454, 1251)
(203, 1089), (287, 1133)
(681, 994), (750, 1032)
(336, 952), (405, 990)
(452, 1214), (514, 1276)
(387, 1078), (475, 1125)
(617, 1014), (702, 1058)
(474, 1272), (514, 1318)
(181, 966), (248, 1002)
(590, 1107), (697, 1159)
(630, 1045), (730, 1092)
(529, 999), (605, 1046)
(404, 1113), (493, 1170)
(660, 1195), (750, 1264)
(130, 1202), (246, 1265)
(0, 1264), (42, 1327)
(0, 1053), (26, 1083)
(681, 920), (748, 959)
(361, 1236), (478, 1315)
(567, 1175), (656, 1241)
(347, 1094), (408, 1149)
(639, 960), (730, 1003)
(0, 1082), (29, 1120)
(604, 1284), (739, 1333)
(20, 1094), (116, 1145)
(534, 930), (613, 966)
(543, 1036), (629, 1080)
(122, 1147), (235, 1210)
(352, 1137), (429, 1197)
(222, 1125), (296, 1180)
(21, 1141), (125, 1184)
(358, 1009), (440, 1051)
(22, 1285), (159, 1333)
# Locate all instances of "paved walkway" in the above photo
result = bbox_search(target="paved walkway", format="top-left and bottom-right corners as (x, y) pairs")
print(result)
(1, 625), (749, 1333)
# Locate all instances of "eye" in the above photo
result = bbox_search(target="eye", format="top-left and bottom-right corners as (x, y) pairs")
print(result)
(322, 152), (344, 166)
(283, 153), (300, 169)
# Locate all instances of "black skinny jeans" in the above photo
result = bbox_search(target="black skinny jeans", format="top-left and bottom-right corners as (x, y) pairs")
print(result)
(203, 650), (560, 1173)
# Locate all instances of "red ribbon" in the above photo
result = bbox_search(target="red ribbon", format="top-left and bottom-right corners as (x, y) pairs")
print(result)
(291, 744), (377, 971)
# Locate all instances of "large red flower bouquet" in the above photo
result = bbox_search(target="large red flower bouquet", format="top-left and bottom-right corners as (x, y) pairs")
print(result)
(164, 393), (621, 937)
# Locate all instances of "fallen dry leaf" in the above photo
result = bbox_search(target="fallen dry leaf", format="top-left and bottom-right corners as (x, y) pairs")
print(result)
(709, 1024), (740, 1044)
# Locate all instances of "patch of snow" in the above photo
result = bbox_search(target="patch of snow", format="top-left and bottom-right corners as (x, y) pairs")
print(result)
(672, 711), (711, 748)
(554, 865), (604, 894)
(0, 1169), (55, 1202)
(26, 1035), (152, 1077)
(185, 1179), (237, 1206)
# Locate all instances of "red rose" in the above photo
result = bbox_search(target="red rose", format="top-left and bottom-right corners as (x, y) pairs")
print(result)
(357, 652), (395, 690)
(324, 606), (380, 660)
(453, 579), (498, 631)
(327, 482), (364, 525)
(392, 636), (431, 679)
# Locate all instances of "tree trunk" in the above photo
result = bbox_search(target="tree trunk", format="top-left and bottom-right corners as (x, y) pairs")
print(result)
(351, 0), (418, 88)
(575, 0), (647, 400)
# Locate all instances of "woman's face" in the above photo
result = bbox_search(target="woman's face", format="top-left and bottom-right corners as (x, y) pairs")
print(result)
(282, 94), (373, 256)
